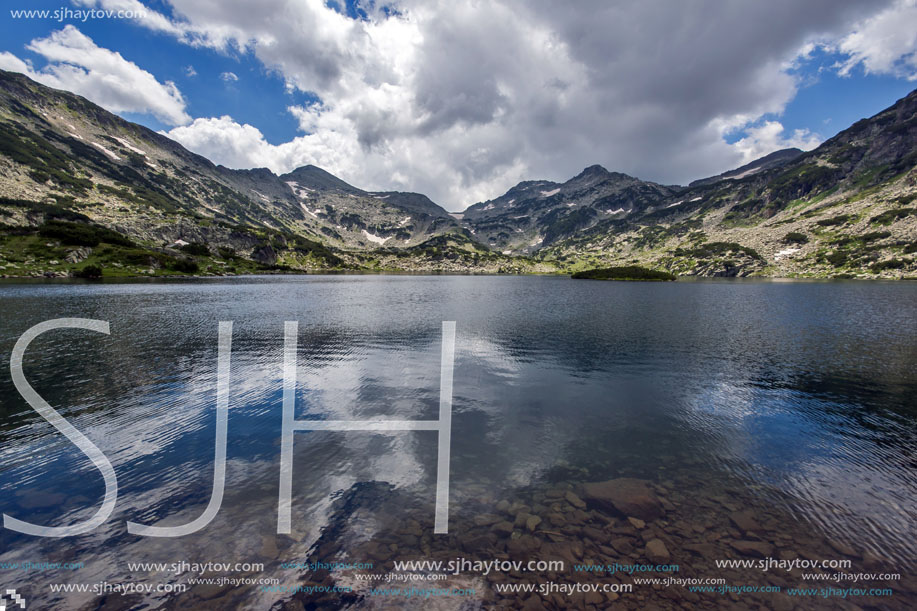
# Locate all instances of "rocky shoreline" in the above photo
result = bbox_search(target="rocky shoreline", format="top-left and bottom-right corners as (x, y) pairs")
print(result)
(214, 471), (917, 611)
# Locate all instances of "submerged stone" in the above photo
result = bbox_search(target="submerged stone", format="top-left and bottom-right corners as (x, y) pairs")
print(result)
(580, 478), (664, 521)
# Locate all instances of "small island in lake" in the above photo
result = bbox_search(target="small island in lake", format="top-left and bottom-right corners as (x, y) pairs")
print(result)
(571, 266), (677, 281)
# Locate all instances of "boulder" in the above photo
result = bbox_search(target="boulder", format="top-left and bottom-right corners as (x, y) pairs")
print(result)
(473, 513), (502, 526)
(492, 521), (514, 536)
(565, 491), (586, 509)
(581, 526), (605, 541)
(580, 478), (664, 521)
(66, 247), (92, 263)
(645, 538), (671, 563)
(507, 535), (542, 558)
(462, 533), (496, 553)
(610, 537), (634, 555)
(729, 510), (762, 534)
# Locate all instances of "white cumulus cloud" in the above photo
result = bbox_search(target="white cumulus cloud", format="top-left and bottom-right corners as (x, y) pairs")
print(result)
(0, 25), (190, 126)
(728, 121), (824, 164)
(165, 116), (281, 169)
(835, 0), (917, 80)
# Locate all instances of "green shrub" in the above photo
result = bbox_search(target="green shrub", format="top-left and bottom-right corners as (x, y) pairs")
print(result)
(572, 266), (676, 281)
(869, 208), (915, 225)
(38, 221), (101, 246)
(168, 258), (199, 273)
(816, 214), (850, 227)
(121, 249), (170, 267)
(72, 264), (103, 279)
(179, 242), (210, 256)
(0, 197), (90, 223)
(871, 259), (905, 272)
(861, 231), (891, 242)
(673, 241), (762, 260)
(28, 169), (50, 183)
(38, 220), (134, 247)
(825, 251), (848, 267)
(770, 164), (838, 201)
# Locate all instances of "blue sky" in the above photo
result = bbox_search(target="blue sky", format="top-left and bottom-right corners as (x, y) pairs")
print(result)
(1, 1), (916, 209)
(734, 45), (915, 146)
(2, 1), (315, 141)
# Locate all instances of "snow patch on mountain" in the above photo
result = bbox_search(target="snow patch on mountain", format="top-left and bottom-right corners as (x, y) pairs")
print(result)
(774, 247), (801, 261)
(113, 137), (146, 156)
(361, 230), (389, 245)
(286, 181), (314, 200)
(91, 142), (121, 161)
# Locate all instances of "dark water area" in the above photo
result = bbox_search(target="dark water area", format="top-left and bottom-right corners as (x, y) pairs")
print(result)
(0, 275), (914, 609)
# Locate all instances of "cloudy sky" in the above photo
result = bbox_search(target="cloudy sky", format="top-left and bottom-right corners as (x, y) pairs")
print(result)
(1, 0), (917, 210)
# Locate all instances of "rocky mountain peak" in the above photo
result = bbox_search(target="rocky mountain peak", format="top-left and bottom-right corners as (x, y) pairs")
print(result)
(280, 165), (362, 194)
(576, 164), (611, 178)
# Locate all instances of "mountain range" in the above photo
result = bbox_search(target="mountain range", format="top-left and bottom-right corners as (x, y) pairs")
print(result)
(0, 68), (914, 278)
